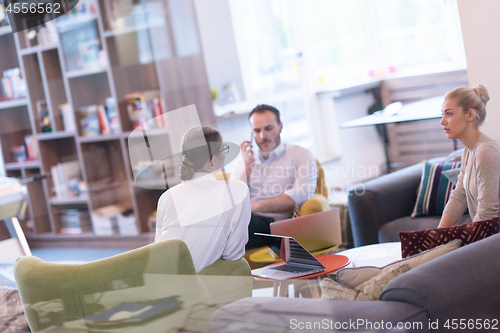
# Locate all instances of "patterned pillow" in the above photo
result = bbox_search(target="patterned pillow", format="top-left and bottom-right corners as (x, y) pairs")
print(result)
(399, 217), (500, 258)
(321, 263), (410, 301)
(412, 161), (461, 217)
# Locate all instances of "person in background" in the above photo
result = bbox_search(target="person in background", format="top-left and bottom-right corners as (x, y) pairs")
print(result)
(231, 104), (317, 249)
(439, 84), (500, 227)
(155, 126), (250, 272)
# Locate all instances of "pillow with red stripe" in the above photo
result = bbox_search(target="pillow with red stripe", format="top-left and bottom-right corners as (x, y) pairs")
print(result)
(399, 217), (500, 258)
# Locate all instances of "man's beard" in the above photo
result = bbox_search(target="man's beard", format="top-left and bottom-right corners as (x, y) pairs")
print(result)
(257, 136), (280, 151)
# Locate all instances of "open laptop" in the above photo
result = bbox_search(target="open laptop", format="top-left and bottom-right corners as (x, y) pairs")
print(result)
(270, 208), (342, 252)
(251, 234), (326, 280)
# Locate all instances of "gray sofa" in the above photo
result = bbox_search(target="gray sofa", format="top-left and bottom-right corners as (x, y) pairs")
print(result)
(211, 233), (500, 332)
(348, 158), (471, 247)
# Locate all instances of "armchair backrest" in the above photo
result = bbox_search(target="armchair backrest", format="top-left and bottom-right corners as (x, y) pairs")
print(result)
(14, 239), (209, 332)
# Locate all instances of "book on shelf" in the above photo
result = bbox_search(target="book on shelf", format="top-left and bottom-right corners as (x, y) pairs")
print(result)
(59, 103), (76, 132)
(105, 97), (120, 134)
(80, 105), (100, 136)
(80, 101), (120, 136)
(59, 208), (92, 235)
(97, 105), (111, 135)
(50, 161), (82, 199)
(0, 68), (27, 102)
(125, 90), (166, 130)
(23, 135), (39, 161)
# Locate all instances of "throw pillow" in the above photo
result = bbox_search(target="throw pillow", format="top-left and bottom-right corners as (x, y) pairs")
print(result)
(322, 263), (410, 301)
(399, 217), (500, 258)
(412, 160), (461, 217)
(442, 168), (461, 185)
(336, 239), (461, 289)
(355, 263), (411, 301)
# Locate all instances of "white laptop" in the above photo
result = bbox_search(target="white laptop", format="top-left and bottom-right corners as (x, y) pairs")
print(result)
(251, 234), (326, 280)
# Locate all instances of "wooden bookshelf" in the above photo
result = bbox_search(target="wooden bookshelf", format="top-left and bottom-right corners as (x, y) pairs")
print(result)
(0, 0), (214, 248)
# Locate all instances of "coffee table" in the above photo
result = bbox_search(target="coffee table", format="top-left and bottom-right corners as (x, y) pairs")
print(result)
(253, 254), (349, 298)
(335, 242), (402, 268)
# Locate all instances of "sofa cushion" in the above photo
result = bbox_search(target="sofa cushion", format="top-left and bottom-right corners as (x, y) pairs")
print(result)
(412, 161), (461, 217)
(378, 214), (471, 243)
(381, 233), (500, 322)
(211, 297), (430, 332)
(337, 240), (461, 289)
(399, 217), (500, 258)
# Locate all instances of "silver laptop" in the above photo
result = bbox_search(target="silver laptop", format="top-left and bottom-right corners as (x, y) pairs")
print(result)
(251, 234), (326, 280)
(270, 209), (342, 252)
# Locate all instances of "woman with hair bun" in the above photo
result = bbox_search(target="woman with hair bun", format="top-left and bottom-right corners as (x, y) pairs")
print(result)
(155, 126), (250, 272)
(439, 84), (500, 227)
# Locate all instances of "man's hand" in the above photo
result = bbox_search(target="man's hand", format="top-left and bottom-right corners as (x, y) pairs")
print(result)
(240, 141), (255, 182)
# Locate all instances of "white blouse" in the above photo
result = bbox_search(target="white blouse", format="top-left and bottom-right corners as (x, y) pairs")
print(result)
(155, 172), (251, 272)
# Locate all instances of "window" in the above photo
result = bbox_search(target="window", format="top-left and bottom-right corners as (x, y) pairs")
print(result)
(301, 0), (466, 88)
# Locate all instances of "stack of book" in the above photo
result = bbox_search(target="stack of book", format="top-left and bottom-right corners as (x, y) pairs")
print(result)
(0, 68), (27, 102)
(59, 209), (92, 235)
(50, 161), (82, 199)
(125, 90), (166, 130)
(80, 98), (120, 136)
(91, 205), (139, 236)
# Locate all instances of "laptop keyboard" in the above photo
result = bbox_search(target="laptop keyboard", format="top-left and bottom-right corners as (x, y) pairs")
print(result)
(271, 264), (316, 273)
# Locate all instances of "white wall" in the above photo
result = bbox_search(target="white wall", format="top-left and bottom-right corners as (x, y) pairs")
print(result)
(457, 0), (500, 140)
(321, 91), (386, 189)
(193, 0), (245, 101)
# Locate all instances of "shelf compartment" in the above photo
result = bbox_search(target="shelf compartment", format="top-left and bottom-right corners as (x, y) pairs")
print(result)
(0, 33), (19, 75)
(41, 49), (69, 132)
(80, 140), (133, 210)
(24, 167), (51, 234)
(133, 187), (164, 233)
(106, 29), (159, 132)
(67, 72), (112, 136)
(0, 106), (32, 164)
(37, 136), (81, 201)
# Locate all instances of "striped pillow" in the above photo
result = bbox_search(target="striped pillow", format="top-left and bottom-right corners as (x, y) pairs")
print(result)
(412, 161), (461, 217)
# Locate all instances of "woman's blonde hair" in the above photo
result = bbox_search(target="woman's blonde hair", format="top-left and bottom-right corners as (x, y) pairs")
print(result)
(179, 126), (222, 181)
(445, 84), (490, 125)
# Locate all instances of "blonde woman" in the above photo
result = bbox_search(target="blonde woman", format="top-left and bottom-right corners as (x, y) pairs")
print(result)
(439, 84), (500, 227)
(155, 126), (250, 272)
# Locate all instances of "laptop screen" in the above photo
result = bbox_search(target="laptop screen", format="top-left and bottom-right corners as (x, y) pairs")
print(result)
(254, 233), (324, 268)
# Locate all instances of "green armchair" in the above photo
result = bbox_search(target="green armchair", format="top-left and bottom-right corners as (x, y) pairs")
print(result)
(14, 239), (251, 332)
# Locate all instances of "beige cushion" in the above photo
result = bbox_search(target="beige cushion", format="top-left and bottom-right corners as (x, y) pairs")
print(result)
(337, 239), (461, 289)
(322, 263), (410, 301)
